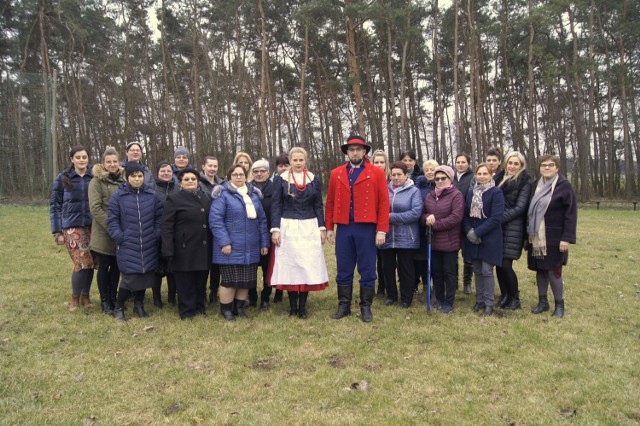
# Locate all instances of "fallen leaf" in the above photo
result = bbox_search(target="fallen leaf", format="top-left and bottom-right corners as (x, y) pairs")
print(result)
(350, 380), (369, 392)
(52, 392), (62, 400)
(559, 407), (576, 417)
(31, 392), (39, 401)
(193, 417), (204, 424)
(82, 416), (96, 426)
(74, 375), (84, 382)
(143, 325), (155, 332)
(164, 402), (182, 416)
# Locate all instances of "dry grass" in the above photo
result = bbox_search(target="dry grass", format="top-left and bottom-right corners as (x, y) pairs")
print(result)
(0, 205), (639, 425)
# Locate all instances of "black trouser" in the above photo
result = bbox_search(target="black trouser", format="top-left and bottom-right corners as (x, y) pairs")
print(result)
(174, 270), (208, 319)
(97, 254), (119, 304)
(381, 249), (416, 305)
(376, 249), (385, 294)
(209, 263), (220, 301)
(249, 253), (272, 304)
(496, 259), (519, 298)
(432, 250), (458, 306)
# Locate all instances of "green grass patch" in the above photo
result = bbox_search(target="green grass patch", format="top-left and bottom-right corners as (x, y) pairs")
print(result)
(0, 205), (639, 424)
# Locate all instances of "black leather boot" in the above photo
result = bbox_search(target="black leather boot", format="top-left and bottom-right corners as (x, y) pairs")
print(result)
(472, 302), (486, 312)
(288, 291), (298, 316)
(496, 294), (509, 309)
(133, 301), (148, 318)
(220, 302), (235, 321)
(551, 299), (564, 318)
(330, 285), (352, 319)
(360, 286), (375, 323)
(298, 292), (308, 319)
(482, 305), (494, 316)
(234, 299), (247, 318)
(113, 303), (126, 322)
(273, 290), (283, 303)
(531, 295), (550, 314)
(504, 292), (521, 310)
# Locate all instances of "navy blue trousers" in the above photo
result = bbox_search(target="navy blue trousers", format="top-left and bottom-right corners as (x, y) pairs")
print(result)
(335, 223), (377, 288)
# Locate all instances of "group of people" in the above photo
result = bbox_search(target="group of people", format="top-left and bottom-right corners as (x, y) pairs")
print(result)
(50, 136), (577, 323)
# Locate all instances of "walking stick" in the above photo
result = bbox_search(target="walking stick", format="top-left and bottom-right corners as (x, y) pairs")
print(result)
(426, 225), (432, 314)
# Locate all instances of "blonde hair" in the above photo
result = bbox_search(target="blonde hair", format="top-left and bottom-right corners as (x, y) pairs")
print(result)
(371, 149), (390, 178)
(422, 159), (439, 171)
(234, 152), (253, 181)
(499, 151), (527, 187)
(289, 146), (308, 161)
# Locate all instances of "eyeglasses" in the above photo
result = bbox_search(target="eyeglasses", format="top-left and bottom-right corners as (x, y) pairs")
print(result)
(182, 177), (198, 182)
(231, 173), (245, 178)
(252, 169), (268, 174)
(434, 177), (449, 182)
(540, 163), (556, 169)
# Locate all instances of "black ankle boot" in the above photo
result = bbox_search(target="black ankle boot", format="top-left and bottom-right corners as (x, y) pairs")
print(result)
(330, 285), (352, 319)
(133, 301), (148, 318)
(496, 294), (510, 309)
(100, 298), (114, 315)
(504, 293), (521, 310)
(234, 299), (247, 318)
(531, 295), (550, 314)
(298, 292), (308, 319)
(273, 290), (283, 303)
(551, 299), (564, 318)
(167, 279), (177, 306)
(113, 303), (126, 322)
(472, 302), (486, 312)
(220, 303), (235, 321)
(288, 292), (299, 316)
(360, 286), (375, 323)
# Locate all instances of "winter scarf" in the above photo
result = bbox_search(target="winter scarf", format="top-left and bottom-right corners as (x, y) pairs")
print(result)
(470, 180), (495, 218)
(527, 174), (558, 258)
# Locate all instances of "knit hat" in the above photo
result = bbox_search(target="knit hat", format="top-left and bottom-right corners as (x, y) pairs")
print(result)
(156, 160), (172, 174)
(174, 146), (190, 159)
(434, 165), (454, 182)
(125, 162), (145, 179)
(340, 135), (371, 155)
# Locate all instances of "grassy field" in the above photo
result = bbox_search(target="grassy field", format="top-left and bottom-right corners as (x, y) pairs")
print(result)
(0, 205), (639, 425)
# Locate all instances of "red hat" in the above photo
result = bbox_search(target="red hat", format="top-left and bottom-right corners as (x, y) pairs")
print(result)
(341, 135), (372, 155)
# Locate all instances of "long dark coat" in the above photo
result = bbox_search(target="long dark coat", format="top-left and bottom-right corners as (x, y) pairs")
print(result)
(161, 189), (213, 272)
(497, 170), (531, 260)
(527, 173), (577, 271)
(462, 186), (505, 266)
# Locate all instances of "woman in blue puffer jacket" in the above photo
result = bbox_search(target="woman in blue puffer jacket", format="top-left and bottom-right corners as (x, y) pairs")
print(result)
(380, 162), (423, 308)
(209, 164), (269, 321)
(108, 162), (163, 321)
(50, 146), (95, 312)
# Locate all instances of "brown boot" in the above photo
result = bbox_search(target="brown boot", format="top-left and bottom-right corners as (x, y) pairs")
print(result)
(79, 294), (93, 308)
(69, 295), (80, 312)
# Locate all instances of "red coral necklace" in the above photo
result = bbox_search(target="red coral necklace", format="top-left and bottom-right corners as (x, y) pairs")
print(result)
(290, 169), (308, 192)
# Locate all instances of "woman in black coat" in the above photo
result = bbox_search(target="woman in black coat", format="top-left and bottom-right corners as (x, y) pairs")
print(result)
(527, 155), (577, 318)
(161, 169), (213, 320)
(495, 152), (531, 310)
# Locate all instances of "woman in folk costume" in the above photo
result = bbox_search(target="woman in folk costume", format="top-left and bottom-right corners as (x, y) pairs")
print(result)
(270, 147), (329, 319)
(527, 154), (577, 318)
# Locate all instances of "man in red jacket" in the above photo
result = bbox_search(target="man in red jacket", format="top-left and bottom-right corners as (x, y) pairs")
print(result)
(325, 135), (390, 322)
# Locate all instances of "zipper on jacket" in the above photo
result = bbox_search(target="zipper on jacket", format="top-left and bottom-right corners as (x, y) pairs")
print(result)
(135, 190), (145, 273)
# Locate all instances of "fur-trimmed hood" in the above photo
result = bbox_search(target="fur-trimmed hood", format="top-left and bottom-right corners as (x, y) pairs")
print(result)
(92, 163), (125, 183)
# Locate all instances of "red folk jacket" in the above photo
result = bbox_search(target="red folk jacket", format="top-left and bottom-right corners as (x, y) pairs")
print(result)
(325, 161), (390, 233)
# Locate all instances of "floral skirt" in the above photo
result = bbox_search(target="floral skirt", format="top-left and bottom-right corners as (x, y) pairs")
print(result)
(63, 227), (95, 272)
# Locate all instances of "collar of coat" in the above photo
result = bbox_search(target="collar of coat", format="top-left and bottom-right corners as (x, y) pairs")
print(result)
(93, 163), (125, 183)
(211, 181), (263, 200)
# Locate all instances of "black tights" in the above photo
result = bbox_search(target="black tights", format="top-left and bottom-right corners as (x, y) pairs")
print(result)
(117, 289), (145, 307)
(495, 259), (519, 298)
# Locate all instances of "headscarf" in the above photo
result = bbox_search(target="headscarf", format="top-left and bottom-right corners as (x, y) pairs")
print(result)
(470, 179), (495, 219)
(527, 174), (559, 258)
